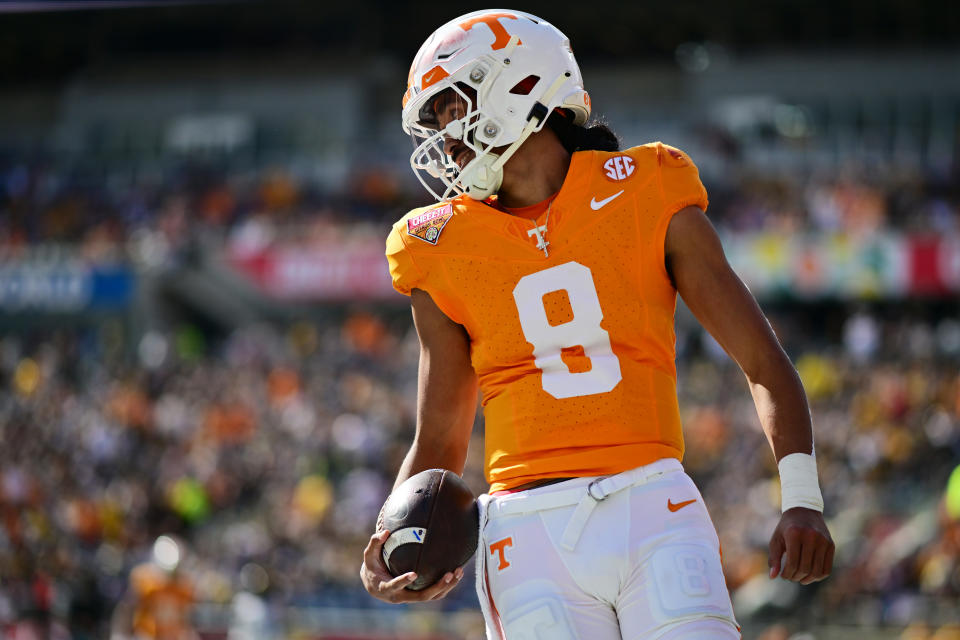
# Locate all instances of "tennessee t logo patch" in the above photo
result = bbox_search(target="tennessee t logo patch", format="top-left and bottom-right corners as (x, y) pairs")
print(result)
(407, 203), (453, 245)
(489, 537), (513, 571)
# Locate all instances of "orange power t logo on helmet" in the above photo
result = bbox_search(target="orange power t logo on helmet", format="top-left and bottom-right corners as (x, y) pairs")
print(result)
(459, 13), (520, 50)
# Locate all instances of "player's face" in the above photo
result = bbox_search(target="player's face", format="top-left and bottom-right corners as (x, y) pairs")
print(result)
(429, 87), (476, 169)
(432, 88), (468, 130)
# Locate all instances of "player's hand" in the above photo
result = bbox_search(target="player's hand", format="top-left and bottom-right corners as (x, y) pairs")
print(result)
(360, 530), (465, 603)
(768, 507), (834, 584)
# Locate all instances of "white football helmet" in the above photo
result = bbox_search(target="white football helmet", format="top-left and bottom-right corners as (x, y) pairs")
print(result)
(402, 10), (591, 201)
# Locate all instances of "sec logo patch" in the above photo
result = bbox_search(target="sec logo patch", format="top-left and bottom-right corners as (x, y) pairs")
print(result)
(603, 155), (635, 182)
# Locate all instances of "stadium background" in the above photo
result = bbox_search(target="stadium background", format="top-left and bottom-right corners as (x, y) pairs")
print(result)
(0, 1), (959, 638)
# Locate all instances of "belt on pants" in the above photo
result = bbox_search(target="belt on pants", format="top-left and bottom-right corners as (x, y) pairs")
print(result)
(488, 458), (683, 552)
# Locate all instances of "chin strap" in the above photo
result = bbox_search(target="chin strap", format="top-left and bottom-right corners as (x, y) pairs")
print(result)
(461, 155), (504, 200)
(463, 71), (572, 200)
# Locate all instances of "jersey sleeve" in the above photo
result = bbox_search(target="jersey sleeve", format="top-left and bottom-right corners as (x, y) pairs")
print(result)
(656, 142), (708, 215)
(385, 223), (425, 296)
(646, 143), (709, 288)
(383, 209), (469, 327)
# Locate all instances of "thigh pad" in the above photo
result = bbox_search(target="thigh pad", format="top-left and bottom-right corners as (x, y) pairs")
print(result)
(647, 542), (735, 622)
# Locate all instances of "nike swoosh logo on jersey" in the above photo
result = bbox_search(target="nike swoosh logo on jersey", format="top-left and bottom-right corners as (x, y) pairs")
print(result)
(590, 190), (624, 210)
(667, 498), (696, 512)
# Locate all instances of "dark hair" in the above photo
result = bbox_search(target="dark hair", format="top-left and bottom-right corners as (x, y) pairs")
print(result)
(547, 110), (621, 153)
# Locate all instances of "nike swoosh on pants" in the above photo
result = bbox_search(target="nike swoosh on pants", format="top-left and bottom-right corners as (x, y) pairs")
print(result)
(667, 499), (697, 512)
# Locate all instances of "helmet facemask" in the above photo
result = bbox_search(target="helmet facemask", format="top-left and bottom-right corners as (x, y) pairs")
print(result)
(407, 82), (507, 201)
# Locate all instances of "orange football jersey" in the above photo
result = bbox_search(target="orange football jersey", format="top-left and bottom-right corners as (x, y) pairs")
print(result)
(387, 143), (708, 492)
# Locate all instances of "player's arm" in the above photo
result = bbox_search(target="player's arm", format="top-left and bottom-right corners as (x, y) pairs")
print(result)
(361, 287), (477, 603)
(394, 287), (479, 486)
(665, 206), (834, 585)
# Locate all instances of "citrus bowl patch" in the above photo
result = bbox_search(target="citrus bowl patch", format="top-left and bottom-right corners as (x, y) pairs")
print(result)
(407, 203), (454, 245)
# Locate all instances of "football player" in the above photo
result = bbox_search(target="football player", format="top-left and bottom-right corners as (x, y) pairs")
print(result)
(361, 10), (833, 639)
(111, 536), (198, 640)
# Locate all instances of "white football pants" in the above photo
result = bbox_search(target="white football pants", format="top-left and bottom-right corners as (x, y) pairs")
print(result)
(475, 458), (740, 640)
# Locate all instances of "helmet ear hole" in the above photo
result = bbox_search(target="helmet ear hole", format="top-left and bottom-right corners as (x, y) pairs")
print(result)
(509, 75), (541, 95)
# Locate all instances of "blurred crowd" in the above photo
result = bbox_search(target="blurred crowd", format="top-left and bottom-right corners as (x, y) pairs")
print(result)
(0, 305), (957, 637)
(706, 163), (960, 237)
(0, 150), (959, 638)
(0, 159), (408, 268)
(0, 310), (462, 636)
(676, 310), (960, 632)
(1, 148), (958, 265)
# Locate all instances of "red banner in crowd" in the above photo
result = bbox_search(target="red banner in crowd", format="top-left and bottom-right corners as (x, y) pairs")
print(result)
(908, 235), (960, 295)
(227, 242), (399, 301)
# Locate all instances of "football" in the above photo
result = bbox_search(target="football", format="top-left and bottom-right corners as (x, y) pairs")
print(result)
(377, 468), (479, 591)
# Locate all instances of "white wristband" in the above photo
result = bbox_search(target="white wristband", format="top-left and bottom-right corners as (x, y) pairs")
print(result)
(778, 452), (824, 513)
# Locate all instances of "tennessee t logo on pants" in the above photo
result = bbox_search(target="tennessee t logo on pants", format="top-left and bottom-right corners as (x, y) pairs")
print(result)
(489, 537), (513, 571)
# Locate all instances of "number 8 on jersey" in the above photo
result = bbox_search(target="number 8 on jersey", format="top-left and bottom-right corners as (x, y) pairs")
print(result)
(512, 261), (623, 399)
